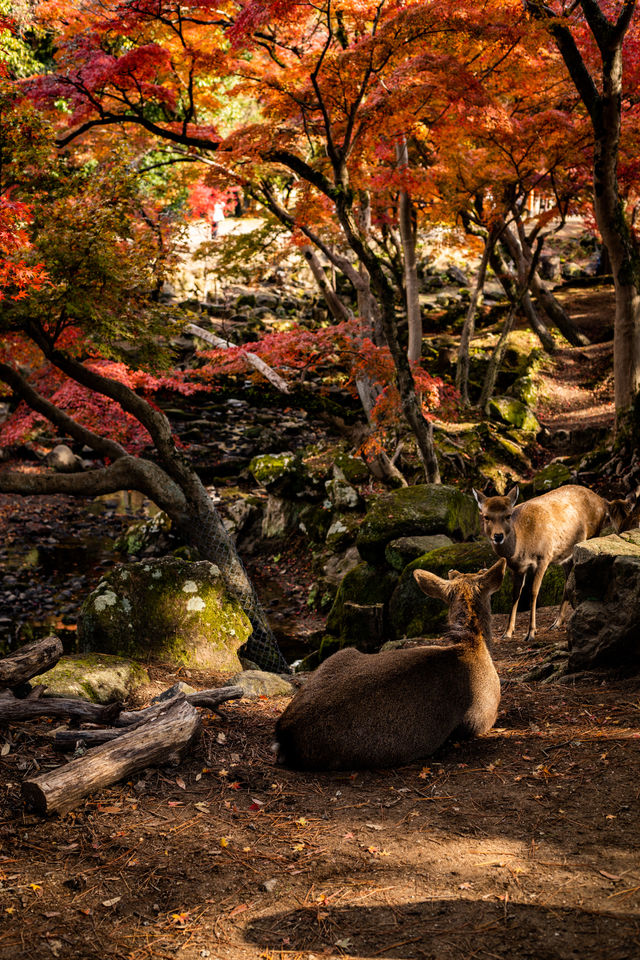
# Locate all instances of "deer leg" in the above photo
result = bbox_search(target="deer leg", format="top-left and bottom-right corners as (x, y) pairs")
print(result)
(503, 570), (526, 639)
(552, 559), (573, 629)
(525, 563), (548, 643)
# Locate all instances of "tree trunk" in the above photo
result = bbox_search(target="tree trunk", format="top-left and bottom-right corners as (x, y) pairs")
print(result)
(490, 242), (556, 354)
(502, 220), (589, 346)
(0, 696), (122, 725)
(0, 636), (63, 688)
(22, 697), (201, 816)
(456, 237), (492, 405)
(480, 304), (518, 411)
(303, 246), (354, 323)
(396, 138), (422, 364)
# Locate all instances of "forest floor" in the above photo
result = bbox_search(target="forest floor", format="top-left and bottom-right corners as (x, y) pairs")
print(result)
(2, 284), (639, 959)
(1, 614), (639, 960)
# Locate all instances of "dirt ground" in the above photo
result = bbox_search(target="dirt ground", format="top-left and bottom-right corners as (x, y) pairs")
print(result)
(1, 607), (639, 960)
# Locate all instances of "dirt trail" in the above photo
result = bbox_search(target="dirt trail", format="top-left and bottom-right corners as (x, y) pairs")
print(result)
(1, 607), (639, 960)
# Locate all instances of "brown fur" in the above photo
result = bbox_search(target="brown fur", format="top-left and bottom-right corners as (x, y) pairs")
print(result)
(607, 490), (640, 533)
(273, 559), (506, 771)
(473, 484), (609, 641)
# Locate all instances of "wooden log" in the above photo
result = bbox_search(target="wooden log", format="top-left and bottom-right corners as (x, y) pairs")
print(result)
(0, 636), (63, 688)
(54, 686), (244, 749)
(0, 696), (122, 726)
(22, 698), (201, 816)
(115, 685), (244, 726)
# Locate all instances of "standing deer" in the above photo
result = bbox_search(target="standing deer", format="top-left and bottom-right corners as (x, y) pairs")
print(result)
(473, 484), (609, 642)
(273, 558), (506, 771)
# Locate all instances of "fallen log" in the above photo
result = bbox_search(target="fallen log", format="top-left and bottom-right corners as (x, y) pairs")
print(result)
(0, 636), (63, 689)
(22, 697), (201, 816)
(54, 686), (244, 749)
(115, 685), (244, 726)
(0, 696), (122, 726)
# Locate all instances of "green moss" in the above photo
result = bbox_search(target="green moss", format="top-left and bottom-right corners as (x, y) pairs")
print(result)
(532, 462), (572, 494)
(356, 484), (479, 564)
(488, 396), (541, 434)
(326, 562), (398, 638)
(79, 558), (251, 670)
(388, 541), (565, 640)
(36, 653), (150, 704)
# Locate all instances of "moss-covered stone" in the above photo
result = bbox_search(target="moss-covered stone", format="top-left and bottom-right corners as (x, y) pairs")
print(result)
(226, 669), (296, 698)
(385, 534), (454, 571)
(325, 561), (398, 641)
(250, 452), (299, 494)
(78, 557), (251, 670)
(388, 541), (565, 640)
(508, 374), (542, 406)
(334, 452), (369, 485)
(488, 396), (541, 434)
(532, 462), (573, 494)
(356, 484), (479, 564)
(325, 514), (361, 551)
(36, 653), (149, 704)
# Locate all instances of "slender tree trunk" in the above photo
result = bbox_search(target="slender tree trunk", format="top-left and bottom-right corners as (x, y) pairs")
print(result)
(303, 246), (353, 323)
(396, 138), (422, 364)
(490, 242), (556, 354)
(480, 303), (518, 411)
(502, 218), (589, 346)
(456, 237), (492, 405)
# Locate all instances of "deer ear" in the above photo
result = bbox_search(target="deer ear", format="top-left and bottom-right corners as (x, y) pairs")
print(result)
(479, 558), (507, 595)
(507, 485), (519, 507)
(447, 569), (462, 581)
(472, 488), (486, 509)
(414, 569), (450, 601)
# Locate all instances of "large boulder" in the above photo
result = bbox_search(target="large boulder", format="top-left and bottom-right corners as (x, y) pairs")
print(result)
(36, 653), (149, 704)
(567, 532), (640, 671)
(388, 541), (565, 640)
(385, 534), (454, 572)
(356, 484), (479, 564)
(78, 557), (252, 670)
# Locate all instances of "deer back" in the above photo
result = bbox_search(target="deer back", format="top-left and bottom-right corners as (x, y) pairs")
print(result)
(274, 560), (505, 771)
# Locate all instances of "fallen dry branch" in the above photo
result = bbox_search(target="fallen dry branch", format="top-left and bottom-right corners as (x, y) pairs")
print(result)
(0, 636), (63, 688)
(185, 322), (290, 393)
(116, 685), (244, 726)
(0, 696), (122, 725)
(53, 686), (244, 750)
(22, 697), (201, 815)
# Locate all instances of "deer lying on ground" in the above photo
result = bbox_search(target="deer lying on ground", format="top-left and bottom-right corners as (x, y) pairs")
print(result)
(273, 558), (506, 771)
(606, 488), (640, 533)
(473, 484), (609, 642)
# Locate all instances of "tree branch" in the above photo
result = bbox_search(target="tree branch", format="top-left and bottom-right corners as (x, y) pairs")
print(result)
(0, 362), (127, 462)
(0, 456), (187, 516)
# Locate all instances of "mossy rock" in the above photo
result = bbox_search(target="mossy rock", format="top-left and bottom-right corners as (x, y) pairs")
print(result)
(488, 396), (541, 434)
(325, 514), (361, 550)
(508, 374), (541, 406)
(325, 562), (398, 640)
(36, 653), (149, 704)
(388, 541), (565, 640)
(532, 462), (573, 494)
(356, 484), (479, 564)
(78, 557), (252, 670)
(334, 452), (369, 485)
(249, 452), (301, 495)
(385, 534), (454, 571)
